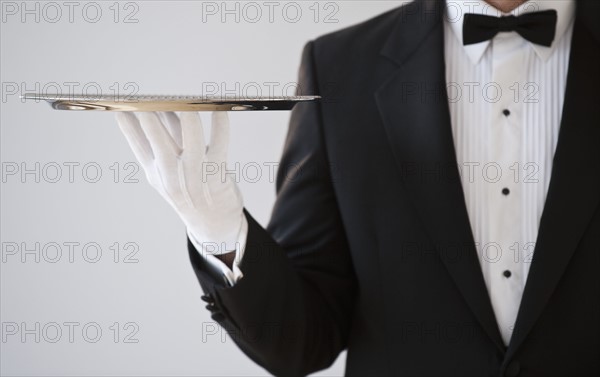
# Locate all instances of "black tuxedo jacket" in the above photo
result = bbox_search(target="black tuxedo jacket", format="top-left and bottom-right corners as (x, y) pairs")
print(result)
(188, 1), (600, 375)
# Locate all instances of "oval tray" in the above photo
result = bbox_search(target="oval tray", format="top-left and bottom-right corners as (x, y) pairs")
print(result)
(21, 93), (320, 111)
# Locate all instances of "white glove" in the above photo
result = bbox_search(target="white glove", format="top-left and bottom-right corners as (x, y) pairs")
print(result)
(116, 111), (247, 270)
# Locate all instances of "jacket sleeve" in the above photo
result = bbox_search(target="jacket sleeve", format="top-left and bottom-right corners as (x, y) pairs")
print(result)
(187, 41), (358, 376)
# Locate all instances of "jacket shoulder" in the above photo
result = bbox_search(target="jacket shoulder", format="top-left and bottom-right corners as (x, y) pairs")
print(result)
(311, 2), (410, 64)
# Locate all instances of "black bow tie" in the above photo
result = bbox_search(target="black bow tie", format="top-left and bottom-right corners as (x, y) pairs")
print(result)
(462, 10), (558, 46)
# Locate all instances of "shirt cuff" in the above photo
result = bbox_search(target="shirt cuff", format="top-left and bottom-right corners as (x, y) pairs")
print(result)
(187, 216), (248, 287)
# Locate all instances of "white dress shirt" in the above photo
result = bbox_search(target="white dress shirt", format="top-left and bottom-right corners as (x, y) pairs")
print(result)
(198, 0), (576, 346)
(444, 0), (574, 345)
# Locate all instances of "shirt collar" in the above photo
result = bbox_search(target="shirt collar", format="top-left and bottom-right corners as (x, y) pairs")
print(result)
(445, 0), (575, 64)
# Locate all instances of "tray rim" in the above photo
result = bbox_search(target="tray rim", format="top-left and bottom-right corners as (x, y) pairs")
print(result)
(20, 93), (321, 102)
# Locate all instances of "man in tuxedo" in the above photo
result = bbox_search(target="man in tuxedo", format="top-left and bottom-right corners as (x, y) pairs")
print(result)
(116, 0), (599, 375)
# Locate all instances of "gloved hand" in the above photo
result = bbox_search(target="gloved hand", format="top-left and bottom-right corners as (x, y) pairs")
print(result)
(116, 111), (246, 256)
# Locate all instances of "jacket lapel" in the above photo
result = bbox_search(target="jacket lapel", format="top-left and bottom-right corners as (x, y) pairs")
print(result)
(374, 0), (505, 353)
(506, 0), (600, 360)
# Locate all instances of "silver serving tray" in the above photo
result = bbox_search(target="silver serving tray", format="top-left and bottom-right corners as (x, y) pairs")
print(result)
(21, 93), (320, 111)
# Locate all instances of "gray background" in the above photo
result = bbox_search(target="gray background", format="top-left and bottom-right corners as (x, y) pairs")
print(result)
(1, 1), (400, 375)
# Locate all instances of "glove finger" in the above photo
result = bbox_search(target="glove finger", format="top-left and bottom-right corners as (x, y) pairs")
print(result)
(115, 112), (154, 167)
(137, 112), (182, 159)
(157, 112), (183, 149)
(179, 112), (206, 158)
(207, 111), (230, 163)
(178, 112), (209, 194)
(137, 112), (195, 206)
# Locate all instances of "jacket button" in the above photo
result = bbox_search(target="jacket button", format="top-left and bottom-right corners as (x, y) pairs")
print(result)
(200, 294), (214, 303)
(505, 360), (520, 377)
(211, 312), (225, 322)
(205, 304), (217, 312)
